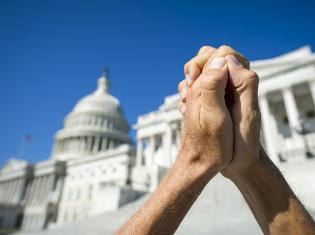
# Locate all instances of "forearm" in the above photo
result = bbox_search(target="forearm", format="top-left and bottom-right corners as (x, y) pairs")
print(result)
(115, 153), (217, 235)
(227, 147), (315, 235)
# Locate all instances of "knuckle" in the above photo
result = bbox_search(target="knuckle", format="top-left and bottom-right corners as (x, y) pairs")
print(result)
(200, 70), (225, 88)
(218, 45), (233, 53)
(198, 45), (213, 54)
(247, 70), (258, 79)
(203, 68), (225, 79)
(184, 57), (197, 71)
(245, 70), (259, 85)
(184, 61), (190, 73)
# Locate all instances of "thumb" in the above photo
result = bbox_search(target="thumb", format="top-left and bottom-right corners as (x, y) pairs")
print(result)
(226, 55), (259, 115)
(198, 57), (229, 110)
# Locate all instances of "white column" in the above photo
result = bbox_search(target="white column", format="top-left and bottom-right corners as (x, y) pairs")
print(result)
(13, 178), (24, 203)
(259, 95), (279, 164)
(42, 176), (47, 201)
(44, 175), (54, 202)
(93, 137), (100, 152)
(81, 137), (86, 152)
(0, 182), (3, 202)
(8, 180), (16, 204)
(30, 178), (39, 203)
(282, 87), (301, 133)
(1, 182), (6, 203)
(282, 87), (307, 159)
(101, 137), (107, 151)
(6, 181), (11, 203)
(5, 180), (12, 204)
(4, 181), (10, 203)
(148, 136), (155, 166)
(309, 80), (315, 107)
(163, 124), (172, 167)
(136, 139), (143, 166)
(37, 177), (44, 202)
(87, 136), (92, 152)
(73, 138), (78, 152)
(76, 137), (81, 152)
(9, 179), (18, 204)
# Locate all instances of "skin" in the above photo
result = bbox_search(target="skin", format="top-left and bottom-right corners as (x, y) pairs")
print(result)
(115, 45), (315, 235)
(116, 53), (233, 235)
(179, 45), (315, 234)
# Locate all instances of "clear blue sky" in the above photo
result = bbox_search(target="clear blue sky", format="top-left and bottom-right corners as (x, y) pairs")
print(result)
(1, 0), (315, 165)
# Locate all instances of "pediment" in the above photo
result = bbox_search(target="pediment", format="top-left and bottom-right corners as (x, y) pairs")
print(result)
(0, 158), (29, 173)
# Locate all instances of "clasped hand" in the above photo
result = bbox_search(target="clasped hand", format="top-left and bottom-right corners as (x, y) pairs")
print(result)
(177, 45), (261, 179)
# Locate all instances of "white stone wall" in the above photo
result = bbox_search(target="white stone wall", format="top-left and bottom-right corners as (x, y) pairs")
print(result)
(56, 145), (139, 226)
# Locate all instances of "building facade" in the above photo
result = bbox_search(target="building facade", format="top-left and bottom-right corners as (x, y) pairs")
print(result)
(1, 46), (315, 231)
(131, 46), (315, 191)
(0, 72), (142, 230)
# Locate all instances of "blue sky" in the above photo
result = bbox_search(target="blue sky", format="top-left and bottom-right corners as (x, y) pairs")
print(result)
(0, 0), (315, 165)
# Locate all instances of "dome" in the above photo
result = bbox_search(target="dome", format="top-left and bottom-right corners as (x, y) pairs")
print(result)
(73, 75), (123, 118)
(51, 70), (132, 161)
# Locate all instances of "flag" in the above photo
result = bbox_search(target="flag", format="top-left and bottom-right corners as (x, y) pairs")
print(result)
(25, 134), (32, 142)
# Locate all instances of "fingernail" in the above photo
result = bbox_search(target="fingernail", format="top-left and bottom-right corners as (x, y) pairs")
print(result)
(209, 57), (226, 69)
(226, 55), (242, 67)
(185, 74), (191, 86)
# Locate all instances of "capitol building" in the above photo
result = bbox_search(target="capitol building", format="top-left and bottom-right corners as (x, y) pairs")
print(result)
(1, 46), (315, 234)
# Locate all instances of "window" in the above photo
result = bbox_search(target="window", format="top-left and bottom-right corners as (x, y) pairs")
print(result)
(306, 110), (315, 118)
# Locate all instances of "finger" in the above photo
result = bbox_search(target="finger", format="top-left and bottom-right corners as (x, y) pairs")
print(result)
(177, 101), (186, 115)
(178, 79), (186, 93)
(189, 57), (229, 111)
(205, 45), (249, 69)
(184, 46), (217, 87)
(226, 55), (259, 111)
(197, 45), (216, 56)
(181, 86), (187, 103)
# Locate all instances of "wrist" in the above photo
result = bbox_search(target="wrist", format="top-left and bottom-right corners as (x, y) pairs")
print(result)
(175, 148), (222, 183)
(223, 145), (270, 181)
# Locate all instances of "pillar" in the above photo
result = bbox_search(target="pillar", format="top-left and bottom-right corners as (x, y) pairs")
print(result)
(93, 136), (100, 152)
(163, 124), (172, 167)
(136, 140), (143, 166)
(0, 182), (3, 202)
(259, 95), (279, 164)
(87, 136), (92, 152)
(308, 80), (315, 111)
(101, 137), (108, 151)
(148, 136), (155, 166)
(14, 178), (24, 203)
(282, 87), (301, 133)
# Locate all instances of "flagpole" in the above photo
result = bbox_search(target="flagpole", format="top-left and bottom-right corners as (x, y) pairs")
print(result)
(17, 134), (32, 158)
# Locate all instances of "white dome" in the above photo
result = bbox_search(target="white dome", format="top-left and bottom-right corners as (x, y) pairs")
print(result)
(73, 76), (123, 118)
(51, 71), (131, 161)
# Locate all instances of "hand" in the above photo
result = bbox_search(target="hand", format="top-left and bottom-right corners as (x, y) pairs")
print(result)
(178, 55), (233, 178)
(178, 45), (261, 176)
